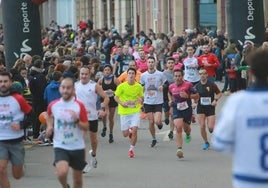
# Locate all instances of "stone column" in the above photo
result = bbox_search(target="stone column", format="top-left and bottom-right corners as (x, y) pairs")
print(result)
(187, 0), (196, 29)
(173, 0), (184, 35)
(107, 0), (111, 29)
(114, 0), (121, 30)
(139, 0), (146, 32)
(161, 0), (169, 33)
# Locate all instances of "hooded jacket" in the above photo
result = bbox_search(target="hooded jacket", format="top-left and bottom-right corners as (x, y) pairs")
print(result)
(44, 80), (61, 105)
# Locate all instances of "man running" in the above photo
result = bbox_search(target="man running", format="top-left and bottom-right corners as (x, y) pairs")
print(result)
(114, 68), (144, 158)
(46, 77), (89, 188)
(140, 56), (167, 147)
(213, 47), (268, 188)
(75, 66), (109, 173)
(195, 68), (222, 150)
(163, 57), (175, 139)
(168, 69), (199, 158)
(0, 71), (32, 187)
(198, 44), (220, 83)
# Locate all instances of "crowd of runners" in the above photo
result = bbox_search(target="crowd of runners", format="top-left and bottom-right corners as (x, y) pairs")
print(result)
(0, 20), (268, 188)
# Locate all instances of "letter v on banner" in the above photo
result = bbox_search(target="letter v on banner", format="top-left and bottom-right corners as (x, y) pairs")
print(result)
(2, 0), (43, 69)
(226, 0), (265, 46)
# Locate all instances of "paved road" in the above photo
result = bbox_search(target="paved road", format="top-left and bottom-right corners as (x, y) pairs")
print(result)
(10, 88), (233, 188)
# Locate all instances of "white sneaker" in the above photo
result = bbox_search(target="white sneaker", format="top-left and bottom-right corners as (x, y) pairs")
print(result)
(89, 150), (97, 168)
(83, 164), (92, 174)
(176, 149), (184, 159)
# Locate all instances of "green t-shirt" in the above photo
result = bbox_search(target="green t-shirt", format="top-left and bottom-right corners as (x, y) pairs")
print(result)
(114, 82), (144, 115)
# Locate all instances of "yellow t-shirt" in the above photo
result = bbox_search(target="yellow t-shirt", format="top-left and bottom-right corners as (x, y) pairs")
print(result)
(114, 82), (144, 115)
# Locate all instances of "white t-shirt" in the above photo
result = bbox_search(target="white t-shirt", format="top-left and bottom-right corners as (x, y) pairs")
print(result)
(183, 57), (200, 83)
(0, 93), (31, 140)
(47, 98), (88, 150)
(140, 70), (166, 104)
(75, 80), (98, 121)
(213, 90), (268, 188)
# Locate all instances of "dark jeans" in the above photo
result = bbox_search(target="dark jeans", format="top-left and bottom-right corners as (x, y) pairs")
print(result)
(229, 78), (237, 93)
(32, 101), (46, 139)
(222, 72), (229, 92)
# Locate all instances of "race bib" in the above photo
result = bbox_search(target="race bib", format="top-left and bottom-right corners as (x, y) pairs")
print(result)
(177, 101), (189, 110)
(105, 90), (114, 97)
(148, 90), (157, 98)
(60, 129), (78, 144)
(200, 97), (211, 105)
(126, 100), (136, 108)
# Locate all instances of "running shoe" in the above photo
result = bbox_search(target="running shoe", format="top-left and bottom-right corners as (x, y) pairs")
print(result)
(38, 139), (51, 146)
(151, 139), (157, 147)
(128, 150), (135, 158)
(202, 142), (210, 150)
(184, 134), (191, 143)
(176, 149), (184, 158)
(83, 164), (92, 174)
(168, 131), (173, 139)
(89, 150), (97, 168)
(164, 118), (170, 125)
(101, 126), (107, 137)
(157, 124), (163, 130)
(109, 133), (114, 143)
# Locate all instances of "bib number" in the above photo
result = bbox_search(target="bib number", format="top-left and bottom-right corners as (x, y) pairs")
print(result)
(200, 97), (211, 105)
(60, 129), (77, 144)
(105, 91), (114, 97)
(126, 100), (136, 108)
(148, 90), (157, 98)
(260, 134), (268, 171)
(177, 101), (189, 110)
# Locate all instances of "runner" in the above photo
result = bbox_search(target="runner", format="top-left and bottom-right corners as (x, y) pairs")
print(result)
(75, 66), (109, 173)
(168, 69), (199, 158)
(183, 44), (200, 123)
(162, 57), (175, 139)
(46, 77), (89, 188)
(140, 56), (167, 147)
(0, 71), (33, 187)
(213, 48), (268, 188)
(98, 64), (120, 143)
(198, 44), (220, 83)
(114, 68), (144, 158)
(195, 68), (222, 150)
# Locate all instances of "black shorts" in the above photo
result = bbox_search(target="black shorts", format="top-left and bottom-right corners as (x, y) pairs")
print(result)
(101, 96), (118, 108)
(89, 120), (98, 133)
(108, 97), (118, 108)
(197, 106), (215, 116)
(54, 148), (86, 171)
(162, 100), (170, 113)
(144, 104), (163, 113)
(173, 105), (192, 124)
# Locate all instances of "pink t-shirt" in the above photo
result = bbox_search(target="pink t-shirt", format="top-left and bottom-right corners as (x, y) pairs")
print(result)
(174, 63), (183, 70)
(169, 81), (196, 104)
(136, 59), (148, 73)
